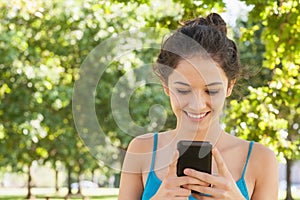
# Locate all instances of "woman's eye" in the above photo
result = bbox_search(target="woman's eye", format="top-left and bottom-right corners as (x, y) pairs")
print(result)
(207, 90), (219, 95)
(176, 89), (191, 94)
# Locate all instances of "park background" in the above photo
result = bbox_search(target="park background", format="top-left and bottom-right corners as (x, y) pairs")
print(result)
(0, 0), (299, 199)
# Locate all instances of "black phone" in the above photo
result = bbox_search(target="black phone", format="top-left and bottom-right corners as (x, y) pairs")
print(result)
(176, 140), (212, 194)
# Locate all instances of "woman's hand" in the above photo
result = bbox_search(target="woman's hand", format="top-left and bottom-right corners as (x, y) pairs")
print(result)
(151, 151), (207, 200)
(183, 148), (245, 200)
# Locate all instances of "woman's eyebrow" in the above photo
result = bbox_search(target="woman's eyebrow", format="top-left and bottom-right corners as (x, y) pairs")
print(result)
(174, 81), (190, 86)
(205, 82), (223, 86)
(174, 81), (223, 87)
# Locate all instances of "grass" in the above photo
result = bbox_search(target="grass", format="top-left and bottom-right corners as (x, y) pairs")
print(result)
(0, 196), (117, 200)
(0, 188), (299, 199)
(0, 188), (118, 200)
(279, 189), (300, 200)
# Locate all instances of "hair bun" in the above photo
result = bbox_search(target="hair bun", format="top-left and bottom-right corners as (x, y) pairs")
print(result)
(206, 13), (227, 34)
(181, 13), (227, 35)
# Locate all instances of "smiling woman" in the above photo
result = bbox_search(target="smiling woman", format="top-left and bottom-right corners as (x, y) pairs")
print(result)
(118, 13), (278, 200)
(166, 56), (233, 134)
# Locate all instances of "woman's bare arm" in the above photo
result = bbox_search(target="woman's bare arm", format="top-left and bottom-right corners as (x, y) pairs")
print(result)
(118, 135), (153, 200)
(251, 144), (278, 200)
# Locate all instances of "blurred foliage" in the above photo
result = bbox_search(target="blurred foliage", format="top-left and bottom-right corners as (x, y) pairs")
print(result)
(225, 0), (300, 162)
(0, 0), (299, 192)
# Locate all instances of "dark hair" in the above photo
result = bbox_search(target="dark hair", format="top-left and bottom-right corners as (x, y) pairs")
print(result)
(154, 13), (241, 86)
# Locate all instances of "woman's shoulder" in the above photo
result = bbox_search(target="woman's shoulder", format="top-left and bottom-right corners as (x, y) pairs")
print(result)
(224, 134), (277, 168)
(122, 133), (158, 173)
(126, 132), (156, 153)
(249, 142), (279, 198)
(235, 138), (278, 177)
(233, 138), (278, 181)
(225, 134), (276, 157)
(234, 137), (277, 163)
(127, 131), (172, 152)
(250, 141), (277, 168)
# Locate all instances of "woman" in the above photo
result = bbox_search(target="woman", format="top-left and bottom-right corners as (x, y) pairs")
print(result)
(118, 13), (278, 200)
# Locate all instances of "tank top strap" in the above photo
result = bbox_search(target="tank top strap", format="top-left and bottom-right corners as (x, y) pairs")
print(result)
(241, 141), (254, 177)
(150, 132), (158, 171)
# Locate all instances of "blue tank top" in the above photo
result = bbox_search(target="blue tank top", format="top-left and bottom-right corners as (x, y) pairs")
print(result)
(142, 133), (254, 200)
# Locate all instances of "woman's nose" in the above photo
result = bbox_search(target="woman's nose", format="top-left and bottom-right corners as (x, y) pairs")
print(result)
(188, 91), (206, 110)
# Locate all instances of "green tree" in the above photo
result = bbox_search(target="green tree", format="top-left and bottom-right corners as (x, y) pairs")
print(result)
(0, 0), (109, 196)
(225, 1), (300, 199)
(1, 1), (299, 199)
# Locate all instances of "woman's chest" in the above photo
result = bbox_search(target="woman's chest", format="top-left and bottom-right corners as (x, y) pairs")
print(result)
(142, 145), (256, 196)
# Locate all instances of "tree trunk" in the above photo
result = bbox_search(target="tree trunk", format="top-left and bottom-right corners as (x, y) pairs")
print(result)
(26, 162), (33, 199)
(67, 165), (72, 195)
(114, 148), (127, 188)
(285, 158), (294, 200)
(77, 169), (82, 195)
(91, 168), (95, 183)
(55, 168), (59, 192)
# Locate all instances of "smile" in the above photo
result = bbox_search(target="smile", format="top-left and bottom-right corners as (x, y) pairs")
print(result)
(185, 111), (210, 120)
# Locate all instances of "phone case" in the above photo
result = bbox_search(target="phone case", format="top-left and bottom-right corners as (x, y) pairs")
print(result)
(176, 140), (212, 176)
(177, 140), (212, 195)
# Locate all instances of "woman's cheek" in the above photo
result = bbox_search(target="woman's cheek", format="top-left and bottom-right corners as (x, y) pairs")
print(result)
(211, 94), (226, 110)
(170, 93), (188, 110)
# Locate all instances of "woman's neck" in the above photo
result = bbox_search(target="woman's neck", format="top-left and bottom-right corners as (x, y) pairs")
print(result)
(173, 120), (224, 146)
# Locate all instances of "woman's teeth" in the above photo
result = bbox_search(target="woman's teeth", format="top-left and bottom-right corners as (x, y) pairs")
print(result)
(186, 112), (207, 119)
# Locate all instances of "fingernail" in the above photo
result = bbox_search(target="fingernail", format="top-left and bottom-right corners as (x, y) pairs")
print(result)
(184, 169), (190, 175)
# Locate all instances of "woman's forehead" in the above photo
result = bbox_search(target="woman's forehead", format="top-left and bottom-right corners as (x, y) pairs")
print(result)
(169, 57), (228, 86)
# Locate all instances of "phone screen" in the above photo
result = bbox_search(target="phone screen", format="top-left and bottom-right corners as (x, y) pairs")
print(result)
(176, 140), (212, 176)
(176, 140), (212, 195)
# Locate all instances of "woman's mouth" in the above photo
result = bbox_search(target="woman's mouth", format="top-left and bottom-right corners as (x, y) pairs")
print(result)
(184, 111), (210, 121)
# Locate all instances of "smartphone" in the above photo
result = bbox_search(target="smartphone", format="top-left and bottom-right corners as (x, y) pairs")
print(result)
(176, 140), (212, 194)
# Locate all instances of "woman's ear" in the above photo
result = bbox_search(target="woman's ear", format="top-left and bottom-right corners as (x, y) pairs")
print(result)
(162, 82), (170, 96)
(226, 79), (236, 97)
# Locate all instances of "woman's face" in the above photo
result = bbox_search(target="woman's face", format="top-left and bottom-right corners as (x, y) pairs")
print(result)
(165, 56), (234, 134)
